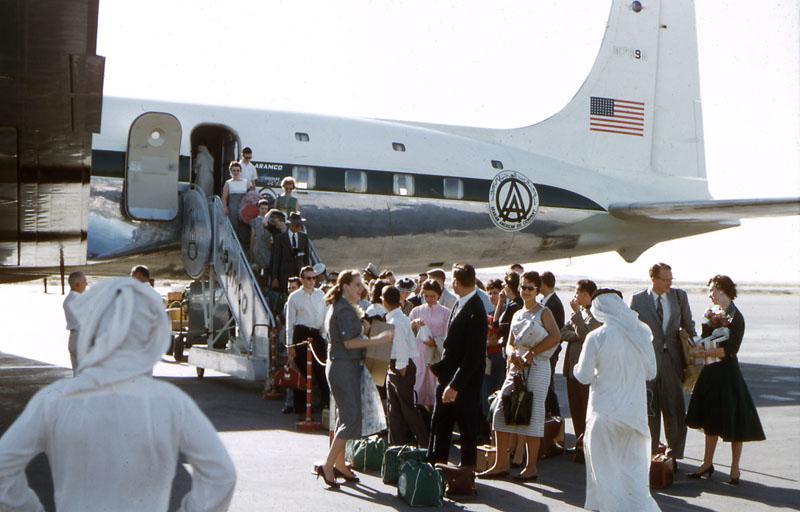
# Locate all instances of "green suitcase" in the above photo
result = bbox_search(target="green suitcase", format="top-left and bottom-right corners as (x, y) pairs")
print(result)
(382, 445), (428, 485)
(345, 435), (386, 472)
(397, 459), (443, 507)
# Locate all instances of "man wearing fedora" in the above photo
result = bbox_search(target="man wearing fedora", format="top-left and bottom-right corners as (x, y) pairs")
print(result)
(271, 212), (311, 291)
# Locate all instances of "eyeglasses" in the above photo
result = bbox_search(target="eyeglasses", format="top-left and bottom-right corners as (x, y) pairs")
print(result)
(302, 275), (315, 281)
(520, 285), (537, 291)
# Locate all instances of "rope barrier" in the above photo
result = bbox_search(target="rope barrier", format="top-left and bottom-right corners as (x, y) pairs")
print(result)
(286, 338), (327, 367)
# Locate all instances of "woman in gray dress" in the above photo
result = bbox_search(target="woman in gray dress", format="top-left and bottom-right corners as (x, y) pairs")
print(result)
(317, 270), (392, 488)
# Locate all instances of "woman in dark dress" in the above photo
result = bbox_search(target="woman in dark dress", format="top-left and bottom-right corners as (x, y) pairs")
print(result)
(316, 270), (392, 489)
(686, 275), (765, 484)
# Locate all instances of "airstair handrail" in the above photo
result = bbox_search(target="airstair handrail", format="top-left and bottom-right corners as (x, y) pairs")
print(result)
(208, 196), (274, 362)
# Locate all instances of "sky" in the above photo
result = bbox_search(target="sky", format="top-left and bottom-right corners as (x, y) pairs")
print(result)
(96, 0), (800, 283)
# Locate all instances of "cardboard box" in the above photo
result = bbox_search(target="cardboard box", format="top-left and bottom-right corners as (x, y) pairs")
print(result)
(364, 320), (393, 386)
(475, 445), (496, 473)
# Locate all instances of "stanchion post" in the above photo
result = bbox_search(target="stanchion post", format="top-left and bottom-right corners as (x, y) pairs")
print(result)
(262, 333), (282, 400)
(296, 339), (322, 431)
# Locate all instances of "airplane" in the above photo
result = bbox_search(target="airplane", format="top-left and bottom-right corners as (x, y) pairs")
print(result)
(2, 0), (798, 283)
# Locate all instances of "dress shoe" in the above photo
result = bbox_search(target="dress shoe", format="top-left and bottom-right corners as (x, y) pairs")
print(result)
(513, 472), (539, 482)
(564, 447), (577, 455)
(477, 469), (509, 480)
(688, 464), (715, 479)
(728, 470), (741, 485)
(314, 465), (340, 489)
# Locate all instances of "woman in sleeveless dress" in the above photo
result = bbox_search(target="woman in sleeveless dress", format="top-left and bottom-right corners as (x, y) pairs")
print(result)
(276, 176), (300, 214)
(686, 275), (765, 485)
(221, 161), (251, 247)
(478, 271), (561, 481)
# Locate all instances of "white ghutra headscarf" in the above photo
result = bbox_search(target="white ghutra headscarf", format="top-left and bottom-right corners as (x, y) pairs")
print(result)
(63, 278), (170, 395)
(591, 291), (654, 373)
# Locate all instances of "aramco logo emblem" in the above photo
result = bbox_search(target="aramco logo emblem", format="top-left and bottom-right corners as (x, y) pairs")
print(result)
(488, 171), (539, 232)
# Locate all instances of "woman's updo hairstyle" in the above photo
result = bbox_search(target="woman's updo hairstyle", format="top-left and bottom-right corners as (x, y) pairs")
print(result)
(325, 269), (361, 305)
(521, 271), (541, 289)
(708, 274), (737, 300)
(420, 279), (442, 297)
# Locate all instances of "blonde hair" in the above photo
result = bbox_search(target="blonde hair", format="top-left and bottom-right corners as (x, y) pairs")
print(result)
(325, 269), (361, 306)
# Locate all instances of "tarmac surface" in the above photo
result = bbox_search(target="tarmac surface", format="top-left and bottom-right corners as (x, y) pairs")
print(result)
(1, 280), (799, 511)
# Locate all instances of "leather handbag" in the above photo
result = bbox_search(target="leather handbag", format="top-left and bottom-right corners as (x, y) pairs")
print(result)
(502, 368), (533, 425)
(271, 365), (305, 389)
(435, 463), (476, 496)
(649, 454), (674, 489)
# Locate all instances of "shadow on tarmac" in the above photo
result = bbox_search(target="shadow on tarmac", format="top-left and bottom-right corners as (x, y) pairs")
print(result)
(2, 351), (799, 511)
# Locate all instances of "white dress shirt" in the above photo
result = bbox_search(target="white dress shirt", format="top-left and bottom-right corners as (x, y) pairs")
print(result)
(285, 287), (326, 345)
(539, 291), (555, 306)
(450, 288), (477, 323)
(63, 291), (80, 331)
(648, 288), (671, 333)
(385, 307), (419, 370)
(238, 159), (258, 185)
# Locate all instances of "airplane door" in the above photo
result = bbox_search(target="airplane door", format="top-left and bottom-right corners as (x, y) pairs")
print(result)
(125, 112), (181, 220)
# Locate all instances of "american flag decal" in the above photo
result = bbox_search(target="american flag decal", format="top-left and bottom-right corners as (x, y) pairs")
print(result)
(590, 97), (645, 136)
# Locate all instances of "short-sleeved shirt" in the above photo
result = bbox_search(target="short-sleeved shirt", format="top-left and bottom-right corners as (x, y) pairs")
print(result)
(326, 297), (364, 360)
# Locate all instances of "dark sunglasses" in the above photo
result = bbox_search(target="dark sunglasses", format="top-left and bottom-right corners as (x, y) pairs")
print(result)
(520, 285), (537, 291)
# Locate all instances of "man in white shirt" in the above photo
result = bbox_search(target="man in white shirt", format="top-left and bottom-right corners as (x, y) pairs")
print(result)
(63, 271), (87, 374)
(286, 265), (329, 413)
(238, 146), (258, 187)
(427, 268), (457, 310)
(383, 286), (429, 447)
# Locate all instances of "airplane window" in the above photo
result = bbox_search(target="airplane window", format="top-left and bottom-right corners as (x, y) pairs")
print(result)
(295, 132), (310, 142)
(393, 174), (414, 196)
(344, 170), (367, 193)
(491, 160), (504, 170)
(392, 142), (406, 152)
(443, 178), (464, 200)
(292, 166), (316, 189)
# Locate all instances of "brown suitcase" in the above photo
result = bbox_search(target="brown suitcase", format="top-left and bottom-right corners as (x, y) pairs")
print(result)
(475, 445), (497, 473)
(434, 463), (476, 496)
(539, 416), (565, 459)
(649, 454), (674, 489)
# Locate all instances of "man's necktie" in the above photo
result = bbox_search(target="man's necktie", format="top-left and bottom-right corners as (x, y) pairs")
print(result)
(656, 295), (666, 350)
(291, 233), (297, 249)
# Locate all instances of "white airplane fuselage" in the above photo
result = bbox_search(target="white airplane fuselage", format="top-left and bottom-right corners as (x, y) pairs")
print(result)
(86, 95), (726, 276)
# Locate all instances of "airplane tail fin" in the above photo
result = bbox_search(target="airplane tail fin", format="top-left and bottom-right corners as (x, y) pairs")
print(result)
(499, 0), (706, 180)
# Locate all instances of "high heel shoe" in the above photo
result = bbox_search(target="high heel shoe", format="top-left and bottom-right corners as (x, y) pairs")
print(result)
(728, 470), (741, 485)
(314, 465), (340, 489)
(334, 467), (360, 483)
(688, 464), (715, 479)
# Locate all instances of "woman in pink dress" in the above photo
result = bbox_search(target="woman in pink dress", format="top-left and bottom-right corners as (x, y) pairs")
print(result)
(409, 280), (451, 408)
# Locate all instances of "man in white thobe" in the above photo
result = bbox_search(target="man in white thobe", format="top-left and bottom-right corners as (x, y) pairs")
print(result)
(574, 289), (660, 512)
(63, 271), (87, 373)
(0, 278), (236, 512)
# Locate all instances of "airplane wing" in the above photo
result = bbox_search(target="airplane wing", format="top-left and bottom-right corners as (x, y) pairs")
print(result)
(608, 197), (800, 222)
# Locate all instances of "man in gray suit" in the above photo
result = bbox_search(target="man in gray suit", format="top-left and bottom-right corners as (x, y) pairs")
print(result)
(629, 263), (696, 465)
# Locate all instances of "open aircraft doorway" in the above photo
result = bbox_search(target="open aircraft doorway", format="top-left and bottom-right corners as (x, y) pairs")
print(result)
(190, 125), (240, 197)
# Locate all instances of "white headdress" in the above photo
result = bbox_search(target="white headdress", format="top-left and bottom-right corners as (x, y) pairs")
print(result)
(63, 278), (170, 394)
(591, 291), (654, 365)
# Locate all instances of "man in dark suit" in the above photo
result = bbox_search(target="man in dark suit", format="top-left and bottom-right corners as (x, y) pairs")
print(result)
(540, 271), (565, 418)
(428, 263), (487, 470)
(560, 279), (602, 458)
(271, 212), (310, 291)
(629, 262), (696, 466)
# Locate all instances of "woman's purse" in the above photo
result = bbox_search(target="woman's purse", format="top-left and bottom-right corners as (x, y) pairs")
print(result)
(502, 366), (533, 425)
(271, 365), (306, 389)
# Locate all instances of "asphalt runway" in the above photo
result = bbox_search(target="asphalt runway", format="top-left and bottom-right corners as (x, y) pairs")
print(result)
(0, 280), (798, 511)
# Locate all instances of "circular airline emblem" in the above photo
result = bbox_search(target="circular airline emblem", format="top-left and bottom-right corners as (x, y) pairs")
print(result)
(488, 170), (539, 232)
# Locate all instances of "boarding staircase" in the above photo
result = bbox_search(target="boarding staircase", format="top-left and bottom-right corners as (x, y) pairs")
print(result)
(178, 187), (273, 380)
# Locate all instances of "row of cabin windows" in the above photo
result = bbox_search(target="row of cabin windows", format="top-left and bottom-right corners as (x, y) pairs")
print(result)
(292, 166), (465, 199)
(293, 132), (503, 170)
